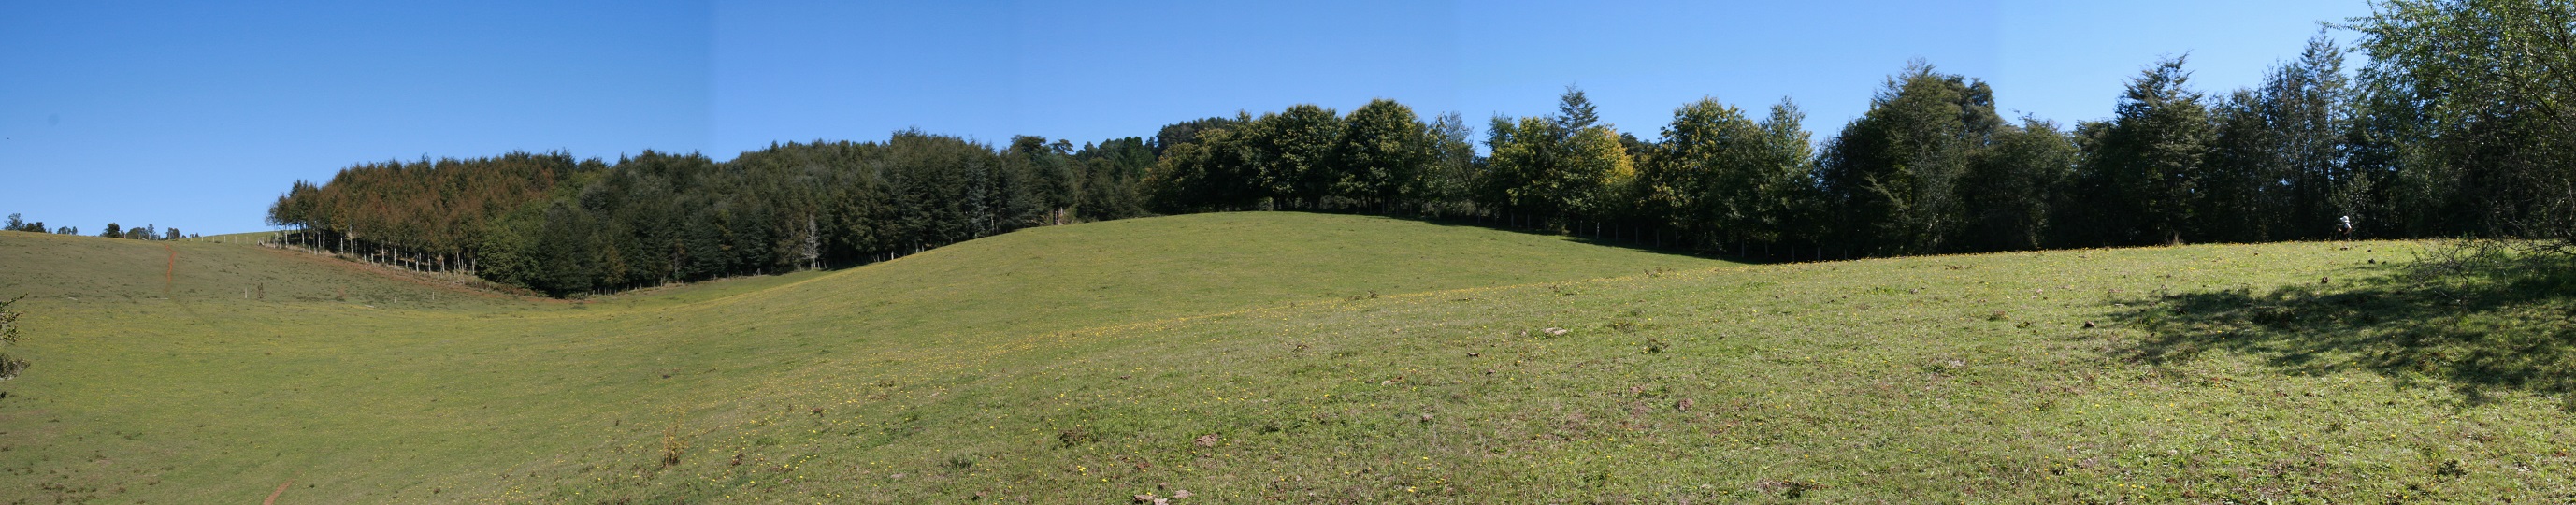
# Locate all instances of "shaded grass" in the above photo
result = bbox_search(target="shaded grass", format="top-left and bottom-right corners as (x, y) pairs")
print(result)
(2119, 241), (2576, 403)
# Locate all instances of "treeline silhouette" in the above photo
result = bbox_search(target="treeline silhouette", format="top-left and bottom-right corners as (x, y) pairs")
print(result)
(4, 213), (191, 240)
(263, 1), (2576, 296)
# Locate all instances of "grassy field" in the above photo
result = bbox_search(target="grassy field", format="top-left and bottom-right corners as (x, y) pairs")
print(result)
(4, 212), (2573, 503)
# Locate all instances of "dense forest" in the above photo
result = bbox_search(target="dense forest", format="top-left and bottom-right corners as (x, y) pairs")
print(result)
(252, 0), (2576, 296)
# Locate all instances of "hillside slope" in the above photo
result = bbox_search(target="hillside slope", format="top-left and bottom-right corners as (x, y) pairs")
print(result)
(555, 238), (2576, 503)
(9, 216), (2570, 503)
(0, 213), (1726, 503)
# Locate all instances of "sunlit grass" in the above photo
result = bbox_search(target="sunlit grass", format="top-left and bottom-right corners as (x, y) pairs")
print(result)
(7, 217), (2569, 502)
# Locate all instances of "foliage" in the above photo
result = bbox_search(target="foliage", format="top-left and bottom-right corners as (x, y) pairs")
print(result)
(264, 4), (2576, 291)
(273, 132), (1146, 296)
(1332, 99), (1437, 211)
(1960, 119), (2077, 251)
(1644, 97), (1819, 250)
(2199, 34), (2353, 243)
(2, 214), (43, 233)
(1819, 63), (2004, 255)
(2349, 0), (2576, 242)
(2065, 56), (2212, 247)
(1481, 87), (1637, 229)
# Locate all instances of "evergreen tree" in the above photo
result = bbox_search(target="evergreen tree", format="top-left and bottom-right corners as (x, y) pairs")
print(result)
(1074, 137), (1154, 221)
(1555, 85), (1601, 133)
(2070, 56), (2211, 246)
(2198, 34), (2352, 243)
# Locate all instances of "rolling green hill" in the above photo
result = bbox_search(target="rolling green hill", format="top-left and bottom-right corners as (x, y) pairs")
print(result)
(3, 212), (2570, 503)
(0, 213), (1720, 503)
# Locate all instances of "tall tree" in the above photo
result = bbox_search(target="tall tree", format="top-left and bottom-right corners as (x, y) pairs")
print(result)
(1819, 63), (2004, 255)
(1332, 99), (1436, 212)
(1646, 97), (1759, 247)
(2199, 34), (2353, 243)
(1010, 136), (1081, 224)
(1485, 91), (1635, 231)
(2069, 56), (2212, 246)
(1423, 112), (1480, 216)
(2350, 0), (2576, 240)
(1959, 119), (2078, 251)
(1144, 126), (1261, 213)
(1556, 85), (1601, 133)
(1242, 105), (1345, 209)
(1074, 137), (1155, 221)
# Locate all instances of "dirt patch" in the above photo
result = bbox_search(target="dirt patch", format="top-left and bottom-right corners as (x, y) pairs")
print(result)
(263, 479), (291, 505)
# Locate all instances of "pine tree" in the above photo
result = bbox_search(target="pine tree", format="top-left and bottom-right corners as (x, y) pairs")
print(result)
(2073, 56), (2211, 246)
(1556, 85), (1601, 133)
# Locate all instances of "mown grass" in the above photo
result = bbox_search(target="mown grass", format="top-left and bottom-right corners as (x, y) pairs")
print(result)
(7, 214), (2575, 503)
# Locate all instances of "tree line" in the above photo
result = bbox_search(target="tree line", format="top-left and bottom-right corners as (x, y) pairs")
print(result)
(256, 0), (2576, 296)
(4, 213), (191, 240)
(265, 133), (1154, 296)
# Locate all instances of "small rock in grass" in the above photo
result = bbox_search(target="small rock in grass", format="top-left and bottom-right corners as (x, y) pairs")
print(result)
(1542, 327), (1570, 336)
(1466, 352), (1479, 357)
(1173, 489), (1194, 499)
(2081, 321), (2097, 329)
(1194, 434), (1220, 447)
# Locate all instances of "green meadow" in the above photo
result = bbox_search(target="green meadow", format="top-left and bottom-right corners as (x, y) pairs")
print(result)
(7, 211), (2575, 503)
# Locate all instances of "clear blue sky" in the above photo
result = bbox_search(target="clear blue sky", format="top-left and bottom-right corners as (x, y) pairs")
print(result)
(2, 0), (2373, 235)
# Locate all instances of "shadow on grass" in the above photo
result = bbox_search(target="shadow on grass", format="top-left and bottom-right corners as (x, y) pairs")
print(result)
(2112, 244), (2576, 404)
(1394, 212), (1786, 264)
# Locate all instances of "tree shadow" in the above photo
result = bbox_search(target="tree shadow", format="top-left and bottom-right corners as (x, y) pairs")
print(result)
(2110, 244), (2576, 404)
(1395, 213), (1794, 264)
